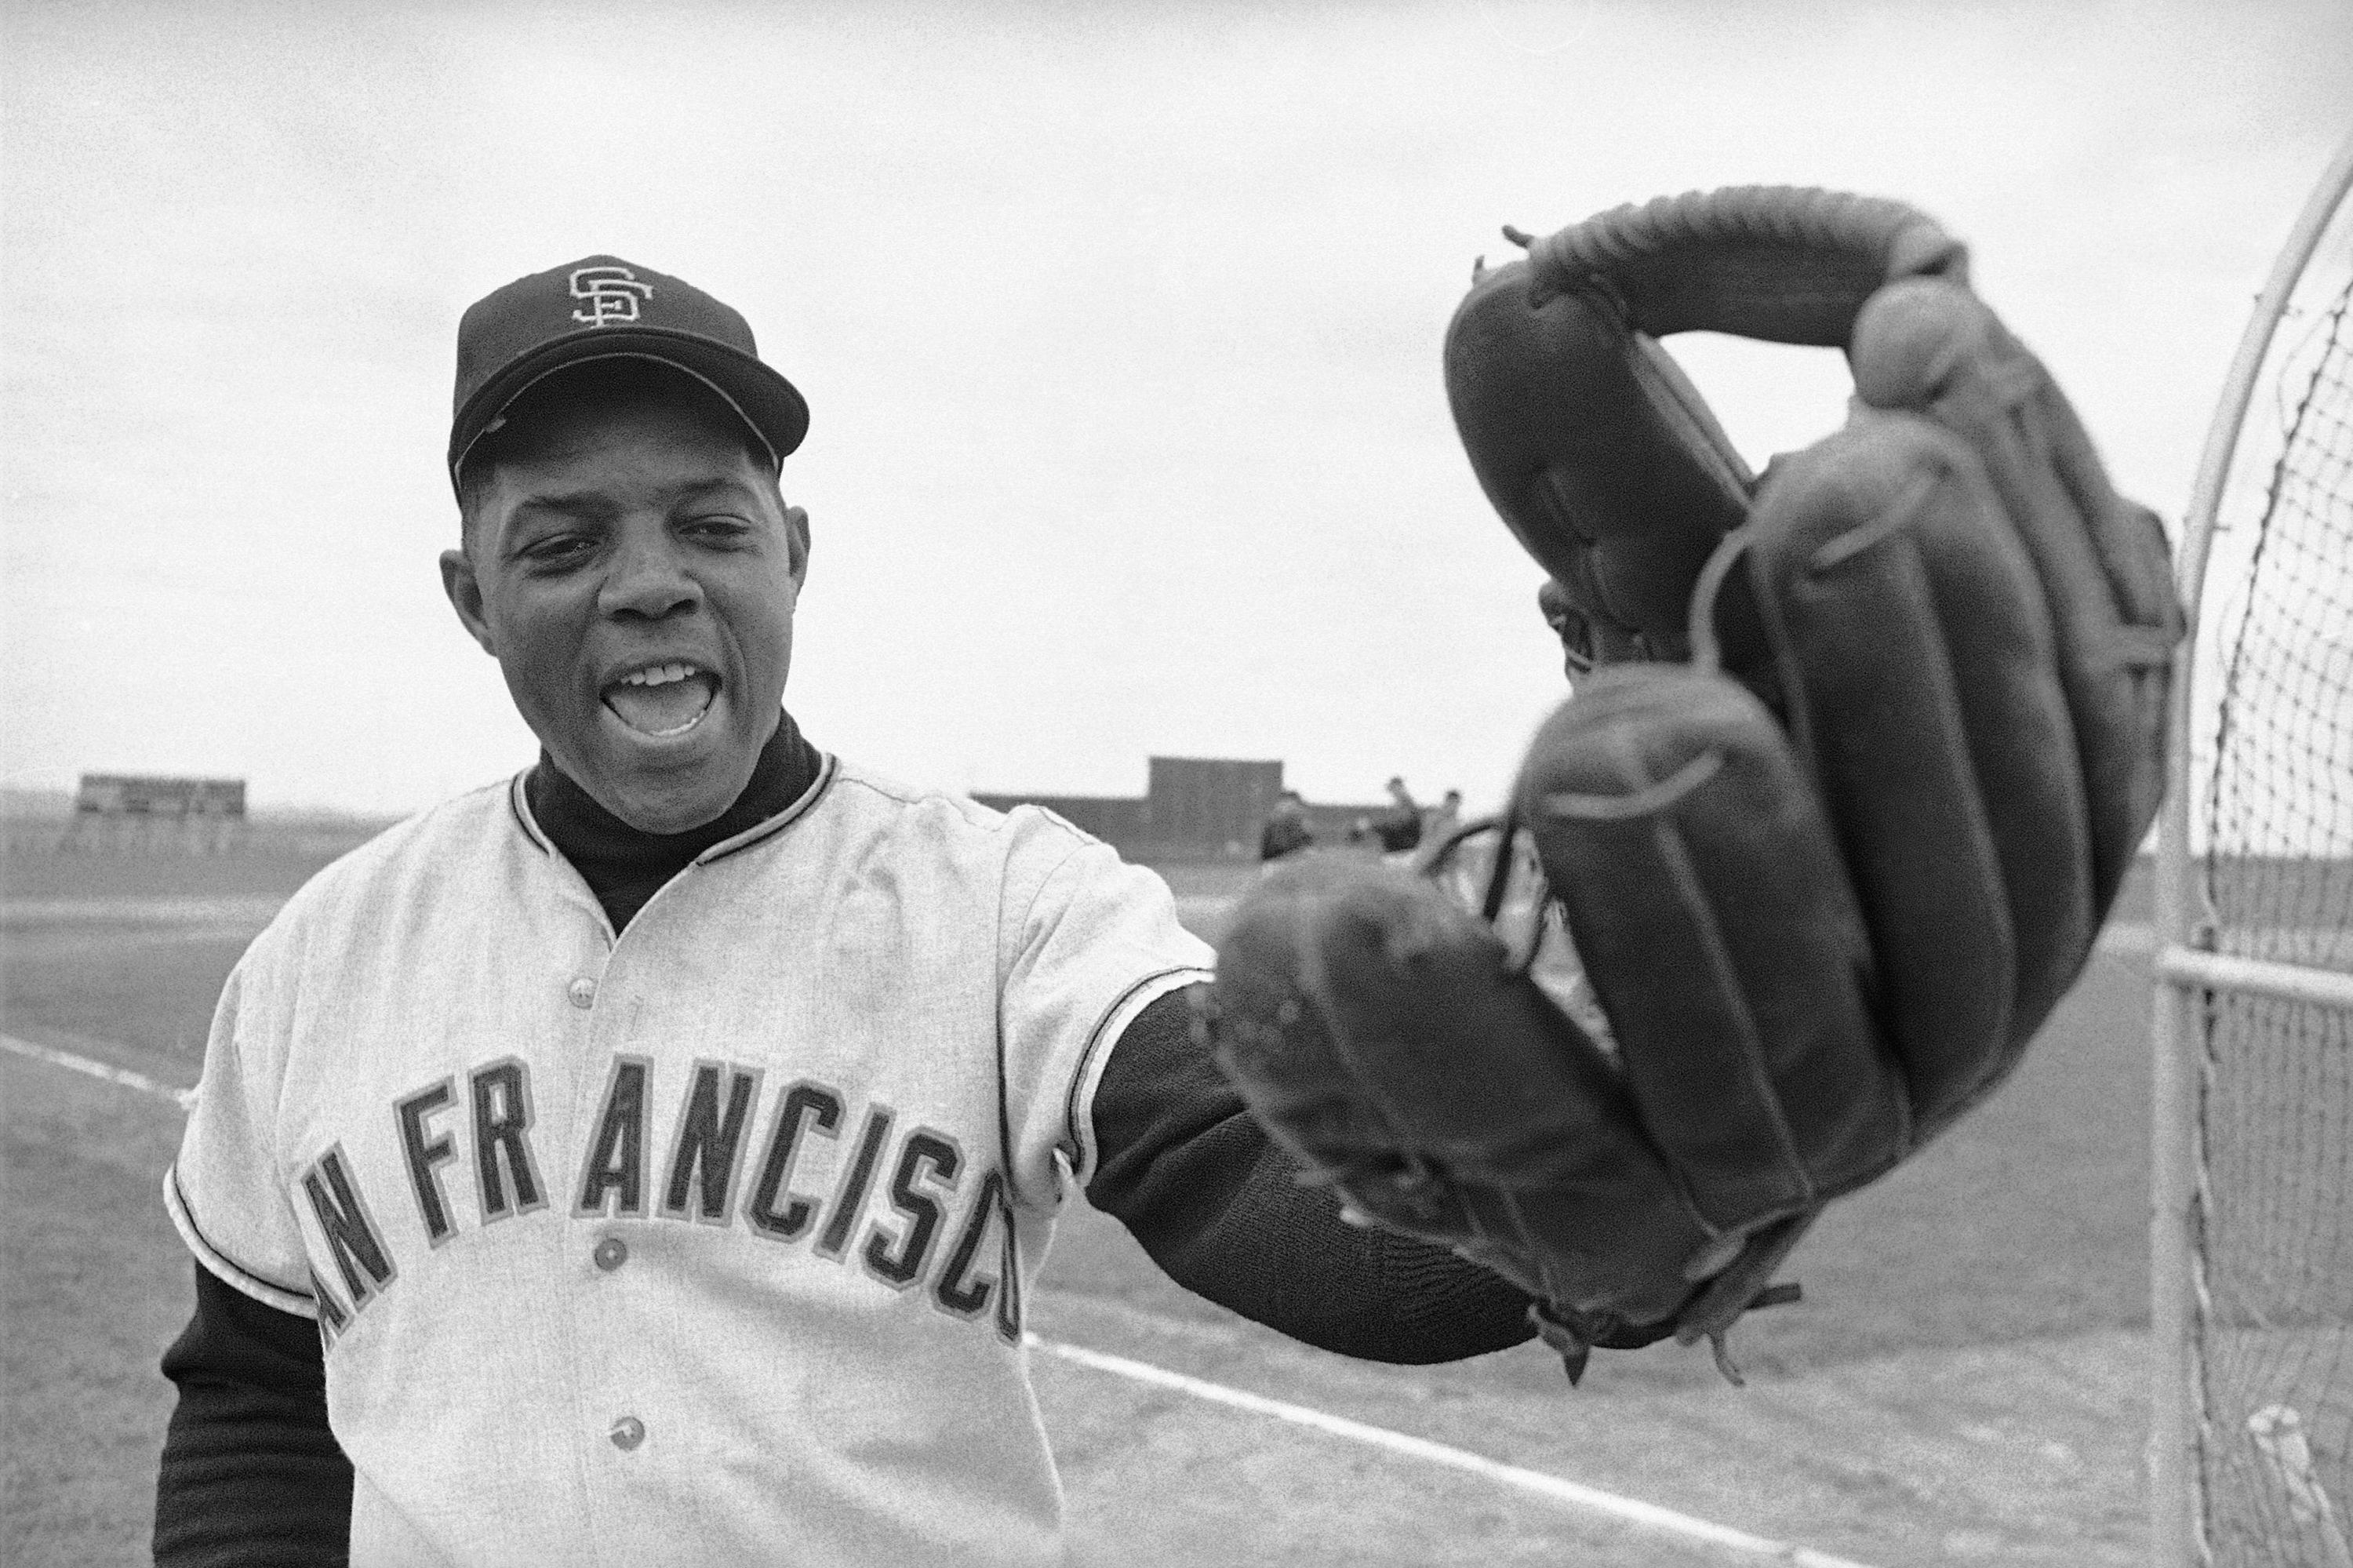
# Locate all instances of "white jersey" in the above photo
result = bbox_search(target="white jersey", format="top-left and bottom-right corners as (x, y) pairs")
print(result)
(165, 756), (1214, 1567)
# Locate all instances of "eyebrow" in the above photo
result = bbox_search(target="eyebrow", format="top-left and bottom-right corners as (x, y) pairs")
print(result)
(667, 477), (761, 504)
(506, 475), (760, 522)
(505, 490), (617, 524)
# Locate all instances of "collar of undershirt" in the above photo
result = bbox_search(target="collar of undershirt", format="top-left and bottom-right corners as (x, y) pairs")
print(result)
(524, 708), (821, 926)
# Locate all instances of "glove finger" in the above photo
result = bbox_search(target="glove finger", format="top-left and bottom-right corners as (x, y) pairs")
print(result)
(1200, 853), (1707, 1324)
(1849, 278), (2181, 918)
(1516, 665), (1907, 1224)
(1446, 257), (1750, 661)
(1740, 409), (2088, 1128)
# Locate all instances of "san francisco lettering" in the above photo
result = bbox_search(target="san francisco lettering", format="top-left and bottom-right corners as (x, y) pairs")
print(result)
(302, 1058), (1020, 1348)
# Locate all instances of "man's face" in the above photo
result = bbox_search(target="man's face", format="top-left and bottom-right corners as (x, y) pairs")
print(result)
(440, 396), (808, 835)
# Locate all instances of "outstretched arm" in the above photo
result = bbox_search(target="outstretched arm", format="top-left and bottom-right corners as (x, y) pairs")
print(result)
(1086, 985), (1535, 1364)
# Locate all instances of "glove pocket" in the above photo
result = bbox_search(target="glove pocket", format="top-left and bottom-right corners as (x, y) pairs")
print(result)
(1516, 666), (1905, 1229)
(1744, 413), (2090, 1128)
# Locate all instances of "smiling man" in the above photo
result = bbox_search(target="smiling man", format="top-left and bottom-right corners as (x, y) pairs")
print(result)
(444, 364), (807, 837)
(151, 257), (1537, 1567)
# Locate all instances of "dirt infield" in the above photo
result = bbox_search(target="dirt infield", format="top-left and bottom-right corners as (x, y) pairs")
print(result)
(2, 843), (2158, 1565)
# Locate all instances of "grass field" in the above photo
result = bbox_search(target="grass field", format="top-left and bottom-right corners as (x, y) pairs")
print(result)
(2, 835), (2162, 1566)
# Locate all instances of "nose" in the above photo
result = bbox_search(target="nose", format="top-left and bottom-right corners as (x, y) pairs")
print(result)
(597, 533), (702, 621)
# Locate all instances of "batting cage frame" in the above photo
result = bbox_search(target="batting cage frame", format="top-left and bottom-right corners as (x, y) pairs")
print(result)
(2152, 129), (2353, 1568)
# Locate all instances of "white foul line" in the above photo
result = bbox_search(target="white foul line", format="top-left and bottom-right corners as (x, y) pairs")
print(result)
(2, 1032), (198, 1110)
(9, 1024), (1875, 1566)
(1029, 1334), (1882, 1568)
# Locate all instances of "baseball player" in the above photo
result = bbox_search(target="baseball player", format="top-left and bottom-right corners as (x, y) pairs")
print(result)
(152, 257), (1537, 1566)
(157, 183), (2179, 1563)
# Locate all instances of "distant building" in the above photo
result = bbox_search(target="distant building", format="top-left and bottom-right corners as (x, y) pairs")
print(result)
(977, 756), (1386, 860)
(1142, 757), (1284, 857)
(75, 774), (247, 818)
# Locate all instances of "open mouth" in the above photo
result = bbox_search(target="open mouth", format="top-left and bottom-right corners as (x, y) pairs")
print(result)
(602, 661), (720, 738)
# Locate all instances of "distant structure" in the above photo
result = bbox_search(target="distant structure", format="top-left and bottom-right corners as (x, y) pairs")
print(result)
(1142, 756), (1286, 857)
(66, 773), (248, 852)
(75, 775), (246, 818)
(976, 756), (1386, 860)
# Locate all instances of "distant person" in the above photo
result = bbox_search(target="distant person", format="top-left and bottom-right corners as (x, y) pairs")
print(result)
(1372, 775), (1424, 853)
(1425, 788), (1463, 848)
(1258, 788), (1315, 864)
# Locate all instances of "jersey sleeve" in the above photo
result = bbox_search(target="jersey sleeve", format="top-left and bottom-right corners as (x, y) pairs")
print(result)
(995, 814), (1214, 1210)
(163, 948), (318, 1319)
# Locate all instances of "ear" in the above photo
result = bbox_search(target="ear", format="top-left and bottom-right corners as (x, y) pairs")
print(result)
(439, 549), (498, 657)
(784, 504), (812, 584)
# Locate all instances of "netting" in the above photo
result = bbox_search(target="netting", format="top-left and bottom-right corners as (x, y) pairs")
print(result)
(2190, 173), (2353, 1566)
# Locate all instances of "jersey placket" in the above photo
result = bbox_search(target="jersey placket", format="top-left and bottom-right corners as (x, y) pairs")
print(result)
(520, 832), (642, 1562)
(556, 860), (695, 1561)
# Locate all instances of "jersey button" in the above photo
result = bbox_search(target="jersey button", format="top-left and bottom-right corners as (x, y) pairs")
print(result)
(593, 1236), (628, 1271)
(567, 977), (597, 1010)
(609, 1416), (646, 1451)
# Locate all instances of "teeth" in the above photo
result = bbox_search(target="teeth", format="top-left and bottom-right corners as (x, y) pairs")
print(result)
(619, 662), (700, 687)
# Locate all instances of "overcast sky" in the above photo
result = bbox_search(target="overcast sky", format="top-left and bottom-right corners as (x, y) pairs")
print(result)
(4, 0), (2348, 815)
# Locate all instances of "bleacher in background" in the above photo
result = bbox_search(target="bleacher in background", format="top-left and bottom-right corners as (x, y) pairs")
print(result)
(74, 774), (247, 819)
(61, 773), (249, 853)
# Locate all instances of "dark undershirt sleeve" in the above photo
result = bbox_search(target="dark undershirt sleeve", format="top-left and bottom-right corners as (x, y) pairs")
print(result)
(155, 1261), (351, 1567)
(1084, 984), (1536, 1364)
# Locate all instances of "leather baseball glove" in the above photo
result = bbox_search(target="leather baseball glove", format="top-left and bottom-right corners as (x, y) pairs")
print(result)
(1197, 186), (2183, 1384)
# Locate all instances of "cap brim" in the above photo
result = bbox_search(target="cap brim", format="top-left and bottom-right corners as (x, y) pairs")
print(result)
(447, 327), (809, 486)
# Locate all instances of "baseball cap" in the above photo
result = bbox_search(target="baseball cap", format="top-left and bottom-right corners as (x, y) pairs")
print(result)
(447, 255), (809, 491)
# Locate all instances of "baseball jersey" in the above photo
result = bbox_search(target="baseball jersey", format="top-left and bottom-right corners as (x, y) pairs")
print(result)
(164, 755), (1214, 1567)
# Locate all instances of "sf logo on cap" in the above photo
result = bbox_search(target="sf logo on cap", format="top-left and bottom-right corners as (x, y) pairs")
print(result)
(569, 265), (653, 327)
